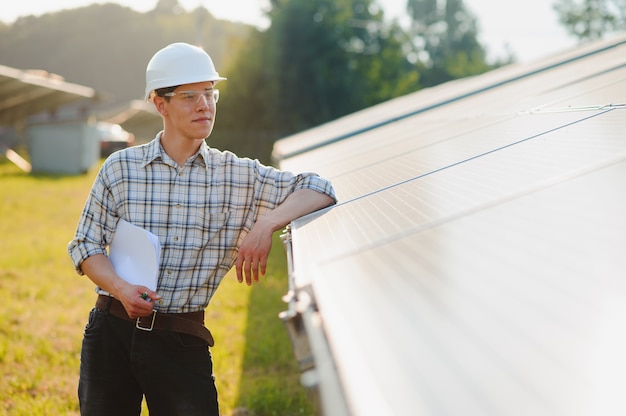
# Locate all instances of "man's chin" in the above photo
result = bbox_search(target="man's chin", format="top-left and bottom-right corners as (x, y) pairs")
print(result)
(192, 126), (213, 140)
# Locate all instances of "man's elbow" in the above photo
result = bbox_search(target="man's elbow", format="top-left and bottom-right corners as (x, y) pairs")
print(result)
(322, 193), (336, 208)
(314, 192), (336, 211)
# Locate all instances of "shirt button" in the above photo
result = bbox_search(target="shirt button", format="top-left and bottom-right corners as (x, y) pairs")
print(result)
(178, 172), (184, 176)
(173, 236), (179, 241)
(167, 270), (172, 275)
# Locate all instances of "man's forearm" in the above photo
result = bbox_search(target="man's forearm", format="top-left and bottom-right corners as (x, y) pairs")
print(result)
(259, 188), (335, 232)
(81, 253), (126, 297)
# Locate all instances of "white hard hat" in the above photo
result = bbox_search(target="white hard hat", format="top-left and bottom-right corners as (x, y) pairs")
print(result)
(145, 42), (227, 100)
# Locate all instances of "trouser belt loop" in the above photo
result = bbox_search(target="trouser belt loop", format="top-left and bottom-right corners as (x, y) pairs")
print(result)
(102, 295), (113, 313)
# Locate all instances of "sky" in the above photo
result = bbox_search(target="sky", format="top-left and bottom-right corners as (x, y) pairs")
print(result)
(0, 0), (578, 63)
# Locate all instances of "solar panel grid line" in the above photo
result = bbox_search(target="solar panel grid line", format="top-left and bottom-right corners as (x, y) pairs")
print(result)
(314, 239), (575, 415)
(394, 240), (581, 415)
(408, 220), (593, 413)
(282, 71), (626, 180)
(280, 114), (517, 177)
(308, 158), (624, 414)
(315, 150), (626, 276)
(525, 73), (626, 113)
(304, 262), (430, 415)
(430, 162), (626, 394)
(546, 59), (626, 90)
(296, 140), (626, 273)
(291, 203), (367, 264)
(392, 241), (546, 414)
(298, 110), (609, 204)
(327, 110), (611, 207)
(288, 115), (615, 294)
(479, 180), (626, 301)
(283, 101), (586, 179)
(366, 108), (620, 204)
(528, 95), (626, 114)
(338, 158), (620, 396)
(282, 62), (620, 175)
(457, 59), (626, 115)
(311, 257), (497, 416)
(294, 130), (616, 262)
(446, 208), (601, 347)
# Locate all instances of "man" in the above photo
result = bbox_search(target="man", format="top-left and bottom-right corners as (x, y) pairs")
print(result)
(68, 42), (336, 416)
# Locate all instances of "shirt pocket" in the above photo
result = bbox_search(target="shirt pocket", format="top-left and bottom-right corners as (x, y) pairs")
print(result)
(187, 210), (230, 250)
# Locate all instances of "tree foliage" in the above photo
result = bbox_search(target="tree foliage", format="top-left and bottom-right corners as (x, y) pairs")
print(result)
(218, 0), (421, 147)
(553, 0), (626, 41)
(405, 0), (491, 87)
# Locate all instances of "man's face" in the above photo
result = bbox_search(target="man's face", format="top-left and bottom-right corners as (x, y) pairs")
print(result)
(157, 81), (218, 140)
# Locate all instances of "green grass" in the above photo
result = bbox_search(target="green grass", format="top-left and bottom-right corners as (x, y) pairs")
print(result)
(0, 159), (315, 415)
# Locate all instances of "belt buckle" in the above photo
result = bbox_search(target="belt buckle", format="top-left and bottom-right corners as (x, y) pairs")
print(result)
(136, 310), (157, 331)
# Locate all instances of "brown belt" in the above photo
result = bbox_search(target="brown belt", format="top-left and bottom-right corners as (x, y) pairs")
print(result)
(95, 295), (214, 346)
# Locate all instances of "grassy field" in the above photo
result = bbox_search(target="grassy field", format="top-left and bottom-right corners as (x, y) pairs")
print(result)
(0, 158), (315, 415)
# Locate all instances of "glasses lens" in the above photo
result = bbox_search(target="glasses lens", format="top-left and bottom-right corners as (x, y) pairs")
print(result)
(198, 90), (218, 104)
(167, 90), (219, 104)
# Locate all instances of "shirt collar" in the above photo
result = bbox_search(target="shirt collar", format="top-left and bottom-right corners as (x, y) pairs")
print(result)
(196, 140), (210, 166)
(141, 132), (210, 170)
(141, 133), (164, 167)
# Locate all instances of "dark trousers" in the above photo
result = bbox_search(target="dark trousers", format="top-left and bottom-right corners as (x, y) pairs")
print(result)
(78, 307), (219, 416)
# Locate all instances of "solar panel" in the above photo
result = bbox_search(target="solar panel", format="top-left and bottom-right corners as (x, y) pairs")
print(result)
(277, 34), (626, 415)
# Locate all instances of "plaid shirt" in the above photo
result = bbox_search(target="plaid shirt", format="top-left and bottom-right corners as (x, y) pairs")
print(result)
(68, 135), (336, 313)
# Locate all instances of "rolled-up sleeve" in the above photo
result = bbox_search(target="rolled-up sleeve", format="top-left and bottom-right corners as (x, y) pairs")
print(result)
(252, 161), (336, 214)
(67, 164), (119, 275)
(293, 173), (336, 201)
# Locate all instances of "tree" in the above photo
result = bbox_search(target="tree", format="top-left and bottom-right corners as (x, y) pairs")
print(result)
(405, 0), (491, 87)
(265, 0), (419, 130)
(216, 0), (420, 162)
(151, 0), (184, 15)
(553, 0), (626, 41)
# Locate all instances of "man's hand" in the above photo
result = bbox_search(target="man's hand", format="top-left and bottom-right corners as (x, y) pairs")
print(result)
(234, 189), (335, 286)
(235, 220), (273, 286)
(81, 254), (161, 319)
(117, 285), (161, 319)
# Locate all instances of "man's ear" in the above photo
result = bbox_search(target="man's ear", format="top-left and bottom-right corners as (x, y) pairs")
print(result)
(153, 96), (168, 116)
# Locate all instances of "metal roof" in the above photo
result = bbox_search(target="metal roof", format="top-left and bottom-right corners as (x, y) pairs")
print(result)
(100, 99), (162, 142)
(0, 65), (96, 125)
(277, 33), (626, 416)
